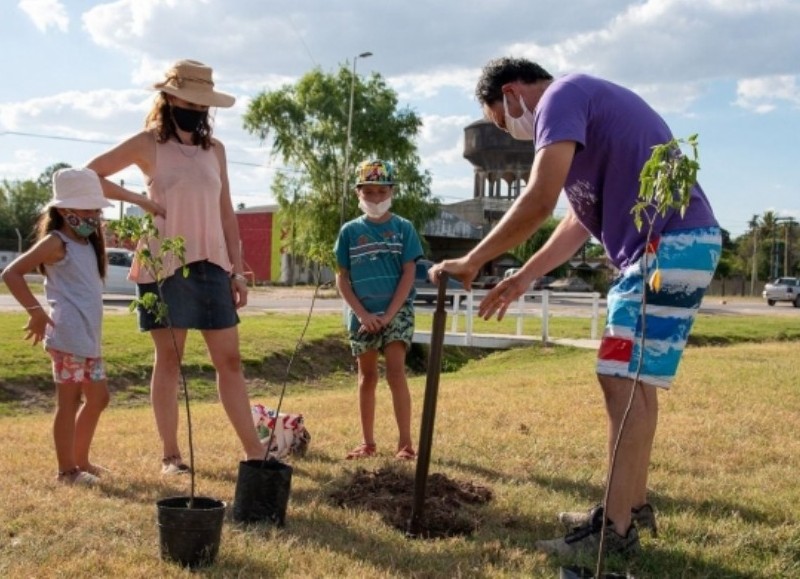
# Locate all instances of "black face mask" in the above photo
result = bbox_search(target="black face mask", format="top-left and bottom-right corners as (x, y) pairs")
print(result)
(172, 105), (207, 132)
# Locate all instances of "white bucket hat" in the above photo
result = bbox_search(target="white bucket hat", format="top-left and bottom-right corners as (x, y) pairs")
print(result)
(153, 59), (235, 108)
(47, 168), (112, 210)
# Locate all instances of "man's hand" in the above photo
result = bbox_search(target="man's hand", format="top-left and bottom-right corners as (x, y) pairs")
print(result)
(478, 272), (531, 321)
(428, 257), (480, 291)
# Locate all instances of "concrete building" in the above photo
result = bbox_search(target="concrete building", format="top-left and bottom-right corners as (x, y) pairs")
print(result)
(422, 118), (536, 276)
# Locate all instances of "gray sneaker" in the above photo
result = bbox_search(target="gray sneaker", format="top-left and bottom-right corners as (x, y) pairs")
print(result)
(558, 503), (657, 537)
(536, 511), (640, 557)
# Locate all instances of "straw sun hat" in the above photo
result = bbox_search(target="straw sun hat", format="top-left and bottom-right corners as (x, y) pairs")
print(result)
(153, 59), (235, 108)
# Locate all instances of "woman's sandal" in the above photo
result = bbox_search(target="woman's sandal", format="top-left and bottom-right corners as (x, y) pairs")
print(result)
(395, 446), (417, 461)
(82, 464), (111, 477)
(57, 467), (99, 486)
(345, 442), (377, 460)
(161, 455), (192, 476)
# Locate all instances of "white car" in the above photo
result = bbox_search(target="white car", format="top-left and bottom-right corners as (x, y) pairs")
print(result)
(762, 277), (800, 307)
(105, 248), (137, 295)
(547, 277), (593, 292)
(503, 268), (555, 290)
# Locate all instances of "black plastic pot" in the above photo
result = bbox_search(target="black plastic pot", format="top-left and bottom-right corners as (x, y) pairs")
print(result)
(157, 496), (226, 568)
(232, 459), (293, 525)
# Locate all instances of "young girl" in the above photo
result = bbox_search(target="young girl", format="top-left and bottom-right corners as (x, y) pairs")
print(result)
(2, 168), (114, 486)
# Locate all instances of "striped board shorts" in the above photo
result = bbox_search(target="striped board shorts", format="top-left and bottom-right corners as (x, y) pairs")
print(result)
(597, 227), (721, 389)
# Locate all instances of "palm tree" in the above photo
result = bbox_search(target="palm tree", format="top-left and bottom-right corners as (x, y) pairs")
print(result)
(761, 211), (779, 280)
(748, 214), (760, 296)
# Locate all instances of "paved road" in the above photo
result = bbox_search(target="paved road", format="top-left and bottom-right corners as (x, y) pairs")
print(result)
(0, 290), (797, 317)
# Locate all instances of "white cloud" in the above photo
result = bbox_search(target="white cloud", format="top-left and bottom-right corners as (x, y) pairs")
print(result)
(18, 0), (69, 33)
(390, 69), (478, 101)
(3, 1), (799, 228)
(507, 0), (800, 111)
(735, 75), (800, 113)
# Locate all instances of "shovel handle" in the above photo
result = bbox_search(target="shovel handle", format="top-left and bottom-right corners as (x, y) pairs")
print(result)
(435, 272), (449, 312)
(407, 270), (449, 537)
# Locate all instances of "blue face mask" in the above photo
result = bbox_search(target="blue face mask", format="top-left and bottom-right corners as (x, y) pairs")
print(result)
(65, 212), (100, 238)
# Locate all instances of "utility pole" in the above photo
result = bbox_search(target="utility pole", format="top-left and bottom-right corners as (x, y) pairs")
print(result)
(339, 51), (373, 228)
(750, 227), (758, 296)
(118, 179), (125, 220)
(774, 216), (795, 278)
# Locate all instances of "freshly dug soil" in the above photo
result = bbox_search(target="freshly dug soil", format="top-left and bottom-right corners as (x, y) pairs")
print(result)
(330, 465), (492, 538)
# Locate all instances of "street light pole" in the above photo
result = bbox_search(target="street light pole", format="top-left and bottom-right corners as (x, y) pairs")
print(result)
(340, 51), (373, 228)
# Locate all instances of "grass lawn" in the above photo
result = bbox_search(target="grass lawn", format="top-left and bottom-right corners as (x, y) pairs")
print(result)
(0, 310), (799, 577)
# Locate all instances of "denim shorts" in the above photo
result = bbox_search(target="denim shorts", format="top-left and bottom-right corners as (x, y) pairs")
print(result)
(348, 303), (415, 357)
(597, 227), (721, 389)
(137, 260), (239, 331)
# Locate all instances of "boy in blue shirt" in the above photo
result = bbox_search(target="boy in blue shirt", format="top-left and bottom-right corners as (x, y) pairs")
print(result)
(334, 160), (423, 461)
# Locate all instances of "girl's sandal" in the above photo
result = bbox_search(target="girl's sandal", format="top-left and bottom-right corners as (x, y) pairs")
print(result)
(345, 442), (377, 460)
(395, 446), (417, 461)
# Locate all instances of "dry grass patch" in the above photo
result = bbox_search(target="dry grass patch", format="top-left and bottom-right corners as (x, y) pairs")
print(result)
(1, 342), (799, 577)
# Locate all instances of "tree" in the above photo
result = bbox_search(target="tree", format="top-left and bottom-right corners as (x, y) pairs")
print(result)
(243, 65), (439, 269)
(506, 216), (568, 278)
(714, 227), (735, 279)
(0, 163), (67, 251)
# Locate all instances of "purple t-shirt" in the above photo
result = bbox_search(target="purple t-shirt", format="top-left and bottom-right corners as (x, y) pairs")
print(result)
(535, 74), (718, 269)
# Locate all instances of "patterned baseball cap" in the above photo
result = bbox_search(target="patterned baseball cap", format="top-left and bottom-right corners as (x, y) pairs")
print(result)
(355, 159), (395, 186)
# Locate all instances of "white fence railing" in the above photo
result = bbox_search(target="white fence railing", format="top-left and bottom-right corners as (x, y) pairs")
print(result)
(415, 289), (602, 345)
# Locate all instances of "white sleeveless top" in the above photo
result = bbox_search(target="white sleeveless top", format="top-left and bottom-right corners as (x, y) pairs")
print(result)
(44, 231), (103, 358)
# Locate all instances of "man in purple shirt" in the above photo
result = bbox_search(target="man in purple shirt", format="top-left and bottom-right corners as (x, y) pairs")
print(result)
(431, 57), (720, 558)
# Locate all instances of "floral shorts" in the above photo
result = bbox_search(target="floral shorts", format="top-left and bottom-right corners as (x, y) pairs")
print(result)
(48, 349), (106, 384)
(348, 303), (415, 357)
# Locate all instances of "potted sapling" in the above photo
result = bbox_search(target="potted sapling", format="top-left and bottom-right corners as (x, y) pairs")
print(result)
(108, 214), (226, 568)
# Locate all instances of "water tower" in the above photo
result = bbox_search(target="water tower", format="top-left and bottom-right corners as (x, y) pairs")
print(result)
(444, 119), (535, 231)
(463, 118), (535, 200)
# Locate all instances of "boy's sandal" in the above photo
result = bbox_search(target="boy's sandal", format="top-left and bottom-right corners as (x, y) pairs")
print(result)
(345, 442), (377, 460)
(395, 446), (417, 461)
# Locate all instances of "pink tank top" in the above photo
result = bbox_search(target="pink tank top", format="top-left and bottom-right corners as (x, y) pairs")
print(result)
(129, 139), (232, 283)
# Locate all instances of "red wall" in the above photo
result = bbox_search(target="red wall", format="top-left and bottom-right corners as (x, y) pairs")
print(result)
(237, 211), (273, 282)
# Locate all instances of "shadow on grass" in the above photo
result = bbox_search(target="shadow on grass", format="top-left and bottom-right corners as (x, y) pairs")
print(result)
(221, 472), (759, 579)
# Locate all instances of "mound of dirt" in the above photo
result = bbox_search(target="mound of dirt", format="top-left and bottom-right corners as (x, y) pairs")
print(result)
(329, 465), (492, 538)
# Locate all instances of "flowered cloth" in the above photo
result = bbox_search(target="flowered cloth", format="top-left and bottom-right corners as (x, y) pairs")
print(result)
(251, 404), (311, 459)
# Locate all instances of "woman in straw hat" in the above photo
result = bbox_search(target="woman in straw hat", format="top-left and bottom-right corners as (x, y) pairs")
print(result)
(87, 59), (265, 474)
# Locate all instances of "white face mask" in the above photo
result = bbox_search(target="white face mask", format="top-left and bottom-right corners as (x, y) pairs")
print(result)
(358, 198), (392, 219)
(503, 93), (535, 141)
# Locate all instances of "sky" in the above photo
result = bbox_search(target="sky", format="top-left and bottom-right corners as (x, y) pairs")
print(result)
(1, 0), (799, 238)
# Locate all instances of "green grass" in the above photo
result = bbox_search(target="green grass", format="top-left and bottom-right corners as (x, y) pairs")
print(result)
(0, 311), (799, 576)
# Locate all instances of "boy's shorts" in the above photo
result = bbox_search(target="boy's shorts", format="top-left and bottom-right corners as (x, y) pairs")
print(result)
(597, 227), (721, 389)
(349, 303), (415, 357)
(48, 349), (106, 384)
